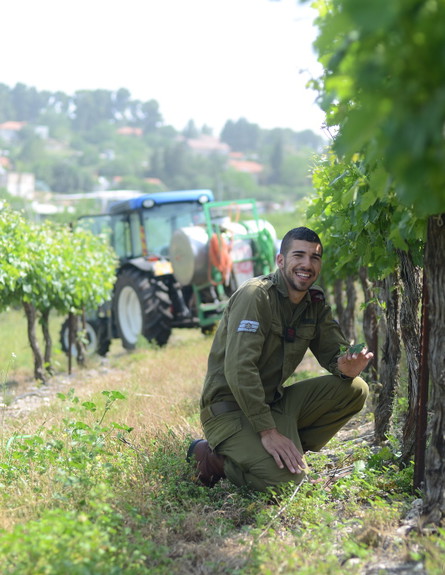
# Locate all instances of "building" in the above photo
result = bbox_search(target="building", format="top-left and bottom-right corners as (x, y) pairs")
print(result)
(185, 135), (230, 156)
(0, 171), (35, 198)
(0, 121), (26, 143)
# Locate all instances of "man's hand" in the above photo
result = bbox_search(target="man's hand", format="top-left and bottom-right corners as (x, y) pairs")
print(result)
(260, 428), (307, 474)
(337, 345), (374, 378)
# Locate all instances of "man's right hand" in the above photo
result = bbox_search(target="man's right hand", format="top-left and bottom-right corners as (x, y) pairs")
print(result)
(260, 428), (307, 474)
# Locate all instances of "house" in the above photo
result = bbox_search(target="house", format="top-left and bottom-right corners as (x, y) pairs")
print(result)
(228, 158), (264, 175)
(0, 172), (35, 198)
(116, 126), (143, 137)
(185, 135), (230, 156)
(227, 156), (264, 183)
(0, 121), (26, 143)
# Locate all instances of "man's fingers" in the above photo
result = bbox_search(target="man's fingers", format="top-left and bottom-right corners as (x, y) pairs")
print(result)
(271, 451), (285, 470)
(280, 448), (306, 474)
(260, 430), (307, 474)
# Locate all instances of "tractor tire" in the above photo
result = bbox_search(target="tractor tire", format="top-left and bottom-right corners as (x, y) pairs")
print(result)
(60, 317), (111, 357)
(113, 268), (173, 349)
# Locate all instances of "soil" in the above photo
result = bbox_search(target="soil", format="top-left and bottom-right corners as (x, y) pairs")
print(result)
(0, 358), (115, 423)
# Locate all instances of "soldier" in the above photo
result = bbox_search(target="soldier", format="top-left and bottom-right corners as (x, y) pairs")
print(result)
(187, 226), (373, 492)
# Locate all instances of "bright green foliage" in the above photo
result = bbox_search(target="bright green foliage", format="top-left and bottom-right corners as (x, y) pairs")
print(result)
(308, 150), (425, 281)
(0, 204), (117, 315)
(0, 390), (169, 575)
(0, 507), (168, 575)
(312, 0), (445, 217)
(0, 206), (32, 309)
(340, 342), (366, 355)
(0, 204), (117, 375)
(36, 223), (117, 315)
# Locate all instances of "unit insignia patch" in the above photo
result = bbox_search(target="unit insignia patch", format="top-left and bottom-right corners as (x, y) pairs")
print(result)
(237, 320), (260, 333)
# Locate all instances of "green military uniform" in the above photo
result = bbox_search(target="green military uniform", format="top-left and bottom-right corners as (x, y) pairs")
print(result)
(200, 269), (369, 492)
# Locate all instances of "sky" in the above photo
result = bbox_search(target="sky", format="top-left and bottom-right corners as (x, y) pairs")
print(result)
(1, 0), (326, 137)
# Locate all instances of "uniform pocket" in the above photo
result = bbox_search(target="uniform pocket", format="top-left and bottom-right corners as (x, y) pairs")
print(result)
(203, 412), (242, 450)
(296, 325), (316, 340)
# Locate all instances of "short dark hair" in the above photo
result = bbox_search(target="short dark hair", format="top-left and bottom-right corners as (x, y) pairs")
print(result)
(279, 227), (323, 256)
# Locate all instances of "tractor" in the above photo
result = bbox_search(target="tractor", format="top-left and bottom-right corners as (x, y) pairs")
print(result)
(60, 189), (277, 355)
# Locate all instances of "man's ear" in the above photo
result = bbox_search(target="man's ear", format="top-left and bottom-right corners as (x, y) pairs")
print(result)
(276, 253), (284, 269)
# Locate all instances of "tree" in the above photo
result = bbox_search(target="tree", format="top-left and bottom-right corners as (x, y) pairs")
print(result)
(182, 120), (199, 139)
(269, 139), (283, 184)
(11, 83), (51, 122)
(312, 0), (445, 523)
(0, 205), (117, 380)
(112, 87), (131, 121)
(0, 82), (14, 122)
(0, 82), (321, 211)
(51, 161), (94, 194)
(220, 118), (260, 152)
(73, 89), (114, 132)
(17, 131), (45, 165)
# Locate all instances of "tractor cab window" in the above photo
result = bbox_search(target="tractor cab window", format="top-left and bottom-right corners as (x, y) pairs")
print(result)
(77, 215), (113, 242)
(142, 202), (205, 257)
(129, 212), (142, 257)
(113, 216), (132, 258)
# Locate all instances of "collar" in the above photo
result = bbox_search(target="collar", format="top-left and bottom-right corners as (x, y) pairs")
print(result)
(273, 269), (313, 304)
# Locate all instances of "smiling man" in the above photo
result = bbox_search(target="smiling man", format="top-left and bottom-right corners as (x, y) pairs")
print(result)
(188, 227), (373, 492)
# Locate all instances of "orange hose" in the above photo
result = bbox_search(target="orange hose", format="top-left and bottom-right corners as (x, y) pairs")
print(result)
(209, 233), (232, 282)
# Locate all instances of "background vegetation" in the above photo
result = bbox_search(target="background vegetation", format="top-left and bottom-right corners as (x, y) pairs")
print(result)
(0, 83), (324, 208)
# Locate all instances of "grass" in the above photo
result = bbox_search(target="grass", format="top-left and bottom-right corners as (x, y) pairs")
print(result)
(0, 308), (67, 380)
(0, 310), (443, 574)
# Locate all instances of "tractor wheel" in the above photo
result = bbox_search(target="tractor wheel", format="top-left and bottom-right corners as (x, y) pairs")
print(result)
(60, 317), (111, 357)
(113, 268), (173, 349)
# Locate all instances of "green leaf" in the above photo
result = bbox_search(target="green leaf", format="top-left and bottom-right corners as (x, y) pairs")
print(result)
(82, 402), (97, 412)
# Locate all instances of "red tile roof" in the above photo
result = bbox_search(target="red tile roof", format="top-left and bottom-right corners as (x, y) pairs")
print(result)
(0, 121), (26, 131)
(228, 159), (264, 174)
(116, 126), (143, 136)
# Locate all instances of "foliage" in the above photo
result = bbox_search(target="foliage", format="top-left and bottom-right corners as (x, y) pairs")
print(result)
(0, 82), (324, 206)
(0, 204), (116, 315)
(312, 0), (445, 218)
(308, 149), (425, 283)
(0, 204), (32, 309)
(220, 118), (261, 152)
(311, 0), (445, 525)
(0, 203), (117, 378)
(0, 390), (167, 575)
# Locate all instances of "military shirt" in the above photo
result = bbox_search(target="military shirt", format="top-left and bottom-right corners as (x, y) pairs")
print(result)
(200, 269), (350, 435)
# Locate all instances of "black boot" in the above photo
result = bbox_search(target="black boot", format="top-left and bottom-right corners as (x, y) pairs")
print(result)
(187, 439), (226, 487)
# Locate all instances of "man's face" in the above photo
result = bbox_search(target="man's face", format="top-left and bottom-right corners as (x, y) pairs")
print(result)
(277, 239), (322, 300)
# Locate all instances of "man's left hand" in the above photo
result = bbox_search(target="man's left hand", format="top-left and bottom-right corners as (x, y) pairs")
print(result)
(337, 346), (374, 378)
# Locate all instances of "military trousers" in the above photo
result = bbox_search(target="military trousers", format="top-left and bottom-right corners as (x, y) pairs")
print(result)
(209, 374), (369, 492)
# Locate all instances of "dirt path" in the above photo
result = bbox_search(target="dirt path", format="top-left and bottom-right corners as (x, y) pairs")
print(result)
(0, 358), (117, 424)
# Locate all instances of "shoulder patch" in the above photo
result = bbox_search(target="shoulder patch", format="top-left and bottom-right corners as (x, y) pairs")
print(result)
(237, 320), (260, 333)
(309, 287), (325, 303)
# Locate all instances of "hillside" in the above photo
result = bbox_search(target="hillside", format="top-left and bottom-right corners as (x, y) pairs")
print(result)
(0, 83), (326, 218)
